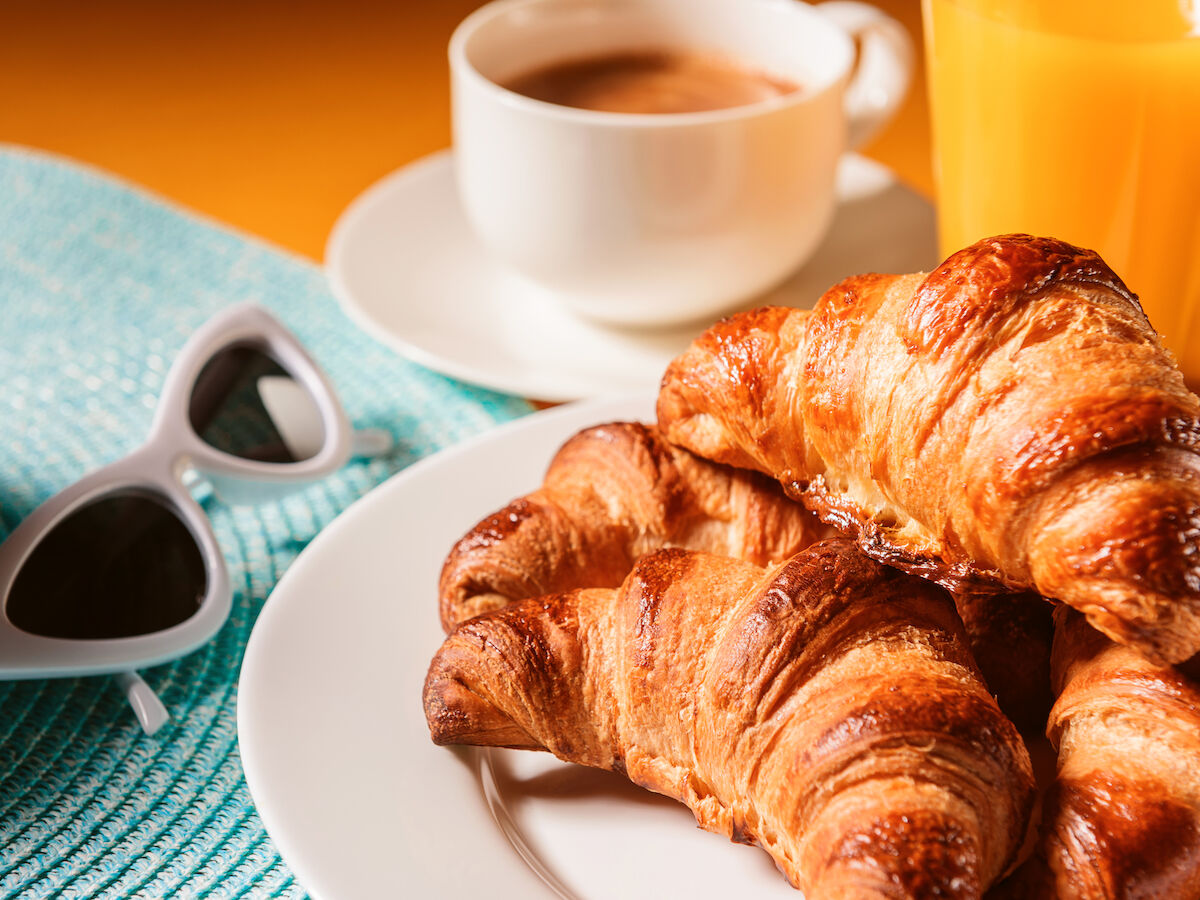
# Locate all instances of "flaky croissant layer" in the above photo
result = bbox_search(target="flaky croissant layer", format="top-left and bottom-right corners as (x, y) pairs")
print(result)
(425, 540), (1035, 897)
(438, 421), (827, 631)
(658, 234), (1200, 664)
(991, 608), (1200, 900)
(438, 420), (1052, 730)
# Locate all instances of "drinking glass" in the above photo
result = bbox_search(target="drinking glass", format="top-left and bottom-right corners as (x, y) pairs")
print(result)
(923, 0), (1200, 382)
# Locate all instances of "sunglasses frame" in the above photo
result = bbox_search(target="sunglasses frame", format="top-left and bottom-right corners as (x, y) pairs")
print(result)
(0, 303), (354, 681)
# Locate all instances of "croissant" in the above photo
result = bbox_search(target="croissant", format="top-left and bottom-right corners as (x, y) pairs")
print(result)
(440, 421), (1050, 728)
(991, 608), (1200, 899)
(657, 234), (1200, 664)
(438, 421), (828, 631)
(425, 539), (1036, 896)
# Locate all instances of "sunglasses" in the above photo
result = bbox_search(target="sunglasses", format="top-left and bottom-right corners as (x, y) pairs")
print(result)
(0, 303), (389, 734)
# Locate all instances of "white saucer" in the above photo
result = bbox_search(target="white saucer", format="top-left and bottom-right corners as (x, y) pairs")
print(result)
(327, 150), (937, 402)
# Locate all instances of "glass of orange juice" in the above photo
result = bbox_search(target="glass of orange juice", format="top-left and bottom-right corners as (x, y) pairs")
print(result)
(923, 0), (1200, 383)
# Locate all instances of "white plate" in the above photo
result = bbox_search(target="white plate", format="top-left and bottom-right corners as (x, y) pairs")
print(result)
(239, 395), (806, 899)
(326, 150), (937, 403)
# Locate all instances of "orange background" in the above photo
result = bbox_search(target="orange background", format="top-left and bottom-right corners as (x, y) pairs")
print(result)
(1, 0), (931, 262)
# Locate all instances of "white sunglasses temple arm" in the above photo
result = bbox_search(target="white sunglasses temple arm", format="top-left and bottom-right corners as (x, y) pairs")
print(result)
(114, 670), (170, 736)
(256, 376), (391, 461)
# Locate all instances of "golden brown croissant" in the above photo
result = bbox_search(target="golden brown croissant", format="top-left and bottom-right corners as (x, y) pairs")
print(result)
(657, 234), (1200, 664)
(438, 421), (828, 631)
(439, 421), (1049, 730)
(990, 607), (1200, 899)
(425, 539), (1036, 896)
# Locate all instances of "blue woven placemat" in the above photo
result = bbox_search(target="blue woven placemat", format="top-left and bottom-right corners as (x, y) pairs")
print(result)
(0, 146), (533, 898)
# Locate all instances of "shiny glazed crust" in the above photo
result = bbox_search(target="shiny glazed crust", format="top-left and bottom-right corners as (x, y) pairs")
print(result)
(437, 421), (828, 631)
(991, 608), (1200, 899)
(424, 539), (1035, 897)
(438, 420), (1048, 728)
(657, 234), (1200, 664)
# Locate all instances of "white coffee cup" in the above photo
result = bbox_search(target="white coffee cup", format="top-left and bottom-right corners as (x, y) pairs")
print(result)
(450, 0), (912, 328)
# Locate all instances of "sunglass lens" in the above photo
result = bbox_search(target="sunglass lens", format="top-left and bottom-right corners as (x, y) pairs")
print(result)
(6, 493), (207, 640)
(188, 344), (324, 463)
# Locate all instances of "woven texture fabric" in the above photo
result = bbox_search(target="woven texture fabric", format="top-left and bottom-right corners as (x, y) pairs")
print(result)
(0, 146), (533, 898)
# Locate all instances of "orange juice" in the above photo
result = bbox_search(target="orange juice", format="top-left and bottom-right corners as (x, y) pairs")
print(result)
(923, 0), (1200, 382)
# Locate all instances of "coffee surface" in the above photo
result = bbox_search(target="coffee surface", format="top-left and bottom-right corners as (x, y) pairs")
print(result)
(502, 50), (798, 114)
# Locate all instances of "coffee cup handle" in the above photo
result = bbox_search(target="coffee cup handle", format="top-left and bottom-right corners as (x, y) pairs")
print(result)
(815, 1), (914, 150)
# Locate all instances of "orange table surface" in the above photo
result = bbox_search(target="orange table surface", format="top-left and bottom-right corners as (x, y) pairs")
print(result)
(1, 0), (932, 263)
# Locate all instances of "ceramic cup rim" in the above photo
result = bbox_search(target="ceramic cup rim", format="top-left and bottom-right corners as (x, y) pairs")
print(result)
(448, 0), (856, 129)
